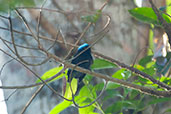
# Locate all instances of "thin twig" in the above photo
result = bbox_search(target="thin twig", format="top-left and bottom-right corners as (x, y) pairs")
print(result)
(8, 15), (50, 66)
(47, 30), (60, 51)
(0, 59), (14, 77)
(0, 48), (71, 101)
(131, 46), (152, 67)
(0, 14), (9, 19)
(15, 9), (38, 41)
(0, 37), (39, 50)
(64, 0), (109, 60)
(1, 47), (171, 97)
(43, 50), (171, 97)
(0, 89), (17, 102)
(0, 13), (111, 50)
(36, 0), (47, 46)
(72, 81), (108, 108)
(21, 85), (44, 114)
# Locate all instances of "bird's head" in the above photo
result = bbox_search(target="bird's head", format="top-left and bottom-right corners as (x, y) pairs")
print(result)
(77, 43), (91, 54)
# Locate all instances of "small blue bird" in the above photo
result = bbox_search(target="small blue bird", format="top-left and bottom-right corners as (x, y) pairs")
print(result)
(67, 43), (93, 84)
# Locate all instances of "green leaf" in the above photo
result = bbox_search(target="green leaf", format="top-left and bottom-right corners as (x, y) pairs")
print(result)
(49, 79), (78, 114)
(0, 0), (35, 12)
(144, 83), (158, 89)
(49, 100), (72, 114)
(142, 66), (156, 76)
(121, 100), (136, 109)
(64, 78), (78, 99)
(112, 69), (131, 80)
(164, 108), (171, 113)
(106, 82), (120, 89)
(91, 58), (117, 70)
(138, 55), (153, 67)
(22, 0), (35, 6)
(79, 85), (94, 98)
(137, 76), (149, 84)
(123, 70), (132, 80)
(105, 103), (120, 113)
(128, 7), (171, 26)
(75, 85), (96, 105)
(146, 61), (155, 68)
(134, 64), (144, 71)
(129, 7), (159, 25)
(36, 66), (67, 83)
(0, 1), (9, 12)
(160, 77), (171, 85)
(103, 90), (123, 102)
(129, 90), (139, 100)
(123, 88), (132, 97)
(84, 75), (93, 83)
(166, 1), (171, 15)
(78, 103), (96, 114)
(81, 10), (102, 23)
(112, 69), (125, 79)
(92, 82), (104, 92)
(148, 97), (171, 105)
(88, 112), (98, 114)
(148, 25), (154, 55)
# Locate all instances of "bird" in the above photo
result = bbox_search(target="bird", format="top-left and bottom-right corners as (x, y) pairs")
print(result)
(67, 43), (93, 85)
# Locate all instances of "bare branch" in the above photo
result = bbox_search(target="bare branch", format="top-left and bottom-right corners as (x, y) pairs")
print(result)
(21, 85), (44, 114)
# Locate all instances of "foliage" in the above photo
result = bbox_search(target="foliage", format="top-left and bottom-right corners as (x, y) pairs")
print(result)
(0, 0), (35, 12)
(128, 7), (171, 26)
(3, 1), (169, 113)
(81, 10), (102, 23)
(40, 56), (170, 114)
(36, 65), (68, 83)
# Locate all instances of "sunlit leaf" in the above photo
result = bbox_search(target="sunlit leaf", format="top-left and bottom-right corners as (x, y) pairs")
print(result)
(49, 100), (72, 114)
(81, 10), (102, 23)
(75, 84), (97, 106)
(134, 64), (144, 71)
(142, 66), (156, 76)
(129, 7), (171, 26)
(91, 58), (117, 70)
(84, 75), (93, 83)
(36, 66), (67, 83)
(146, 61), (155, 68)
(160, 77), (171, 85)
(112, 69), (125, 79)
(64, 78), (78, 99)
(112, 69), (131, 80)
(78, 103), (96, 114)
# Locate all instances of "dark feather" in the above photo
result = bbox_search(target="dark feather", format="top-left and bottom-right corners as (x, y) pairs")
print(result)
(67, 43), (93, 83)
